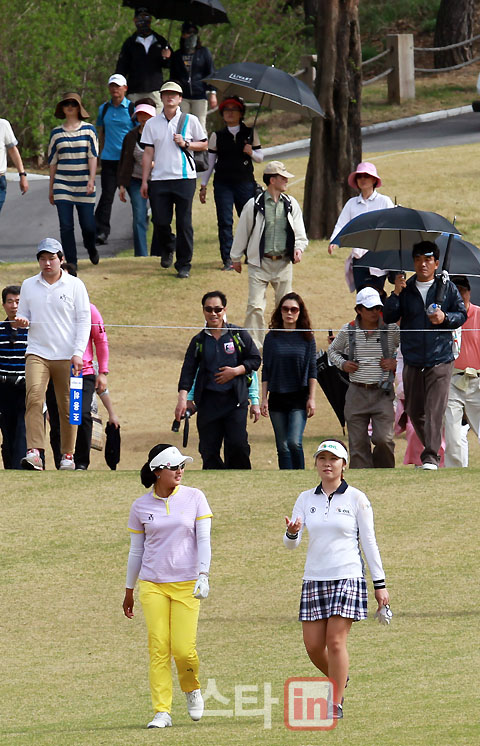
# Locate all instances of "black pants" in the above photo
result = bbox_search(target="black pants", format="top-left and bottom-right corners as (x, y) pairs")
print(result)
(196, 390), (251, 469)
(0, 381), (26, 469)
(148, 179), (196, 272)
(46, 375), (96, 469)
(95, 160), (119, 238)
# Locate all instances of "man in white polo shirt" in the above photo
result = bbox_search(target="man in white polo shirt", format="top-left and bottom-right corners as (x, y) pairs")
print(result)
(14, 238), (91, 470)
(140, 80), (207, 279)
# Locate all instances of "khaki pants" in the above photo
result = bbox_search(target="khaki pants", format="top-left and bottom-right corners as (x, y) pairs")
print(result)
(179, 98), (208, 133)
(128, 90), (163, 113)
(344, 383), (395, 469)
(245, 258), (292, 349)
(25, 355), (76, 454)
(445, 372), (480, 467)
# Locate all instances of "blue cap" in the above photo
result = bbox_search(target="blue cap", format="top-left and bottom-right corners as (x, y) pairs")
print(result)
(36, 237), (63, 260)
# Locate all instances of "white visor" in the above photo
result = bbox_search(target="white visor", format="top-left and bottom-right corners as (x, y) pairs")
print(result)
(149, 446), (193, 470)
(313, 440), (349, 463)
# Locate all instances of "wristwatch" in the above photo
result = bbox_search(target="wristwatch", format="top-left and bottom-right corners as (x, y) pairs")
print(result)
(18, 171), (27, 177)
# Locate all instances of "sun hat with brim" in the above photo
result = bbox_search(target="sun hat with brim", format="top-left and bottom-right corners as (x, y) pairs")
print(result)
(36, 237), (63, 260)
(54, 92), (89, 120)
(348, 161), (382, 190)
(149, 446), (193, 471)
(355, 287), (383, 308)
(160, 81), (183, 95)
(134, 103), (156, 119)
(313, 440), (349, 463)
(263, 160), (294, 179)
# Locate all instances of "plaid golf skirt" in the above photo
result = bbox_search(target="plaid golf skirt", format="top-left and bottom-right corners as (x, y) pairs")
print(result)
(299, 578), (368, 621)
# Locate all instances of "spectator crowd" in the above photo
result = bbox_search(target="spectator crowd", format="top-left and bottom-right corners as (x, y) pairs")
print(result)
(1, 7), (478, 474)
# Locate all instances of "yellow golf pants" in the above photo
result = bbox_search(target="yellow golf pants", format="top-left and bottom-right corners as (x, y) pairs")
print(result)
(139, 580), (201, 713)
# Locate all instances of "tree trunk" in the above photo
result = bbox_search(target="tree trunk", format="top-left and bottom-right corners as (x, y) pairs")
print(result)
(303, 0), (362, 240)
(433, 0), (474, 69)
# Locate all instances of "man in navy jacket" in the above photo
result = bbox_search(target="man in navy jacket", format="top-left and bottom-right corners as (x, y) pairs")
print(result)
(383, 241), (466, 470)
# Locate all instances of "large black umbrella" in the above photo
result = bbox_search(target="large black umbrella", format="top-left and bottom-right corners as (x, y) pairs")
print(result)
(357, 235), (480, 304)
(203, 62), (325, 119)
(122, 0), (229, 25)
(333, 206), (460, 253)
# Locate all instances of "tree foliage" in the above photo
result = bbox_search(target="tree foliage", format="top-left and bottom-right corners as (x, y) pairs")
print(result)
(0, 0), (305, 161)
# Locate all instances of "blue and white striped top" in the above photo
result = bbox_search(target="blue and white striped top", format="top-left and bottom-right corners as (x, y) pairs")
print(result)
(0, 319), (28, 377)
(47, 122), (98, 204)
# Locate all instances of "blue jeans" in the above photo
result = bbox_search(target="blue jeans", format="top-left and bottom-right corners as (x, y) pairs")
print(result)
(0, 174), (6, 213)
(56, 200), (96, 265)
(269, 408), (307, 469)
(213, 180), (256, 265)
(127, 178), (148, 256)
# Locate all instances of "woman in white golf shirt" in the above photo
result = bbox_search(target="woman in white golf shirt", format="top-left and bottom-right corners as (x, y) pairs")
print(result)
(284, 439), (389, 719)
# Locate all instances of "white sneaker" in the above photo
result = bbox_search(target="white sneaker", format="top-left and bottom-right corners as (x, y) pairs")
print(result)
(21, 449), (43, 470)
(422, 463), (438, 471)
(147, 711), (172, 728)
(186, 689), (204, 721)
(59, 453), (75, 470)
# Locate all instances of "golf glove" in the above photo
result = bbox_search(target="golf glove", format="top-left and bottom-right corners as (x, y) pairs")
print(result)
(193, 575), (209, 599)
(374, 604), (393, 626)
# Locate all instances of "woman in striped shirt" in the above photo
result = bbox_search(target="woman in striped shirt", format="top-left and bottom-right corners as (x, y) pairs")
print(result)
(48, 92), (99, 266)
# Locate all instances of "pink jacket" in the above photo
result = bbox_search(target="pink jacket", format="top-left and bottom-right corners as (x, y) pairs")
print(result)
(83, 303), (109, 376)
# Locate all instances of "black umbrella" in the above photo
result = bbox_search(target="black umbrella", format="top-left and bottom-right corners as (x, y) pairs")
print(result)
(316, 350), (349, 430)
(357, 235), (480, 304)
(122, 0), (229, 25)
(203, 62), (325, 121)
(334, 206), (459, 253)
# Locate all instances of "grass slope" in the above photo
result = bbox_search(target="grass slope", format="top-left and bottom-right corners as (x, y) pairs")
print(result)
(1, 469), (479, 745)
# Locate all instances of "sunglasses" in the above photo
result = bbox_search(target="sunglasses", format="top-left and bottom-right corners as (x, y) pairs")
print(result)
(63, 100), (79, 107)
(281, 306), (300, 314)
(203, 306), (224, 314)
(364, 305), (383, 311)
(161, 462), (186, 471)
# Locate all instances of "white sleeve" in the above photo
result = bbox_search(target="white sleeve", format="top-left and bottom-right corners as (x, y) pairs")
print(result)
(16, 280), (31, 321)
(329, 199), (354, 243)
(196, 517), (212, 575)
(201, 151), (217, 186)
(356, 494), (385, 583)
(125, 531), (145, 589)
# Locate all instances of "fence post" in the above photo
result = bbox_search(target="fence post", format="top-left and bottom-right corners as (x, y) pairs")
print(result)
(387, 34), (415, 103)
(298, 54), (317, 91)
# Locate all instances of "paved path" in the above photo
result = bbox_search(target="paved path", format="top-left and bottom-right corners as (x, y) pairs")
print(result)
(0, 175), (133, 263)
(2, 111), (480, 263)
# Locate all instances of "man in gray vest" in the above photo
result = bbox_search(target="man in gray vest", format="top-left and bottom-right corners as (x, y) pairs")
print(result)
(328, 287), (400, 468)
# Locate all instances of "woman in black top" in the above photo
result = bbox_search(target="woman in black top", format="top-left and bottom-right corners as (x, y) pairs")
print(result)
(199, 96), (263, 270)
(261, 293), (317, 469)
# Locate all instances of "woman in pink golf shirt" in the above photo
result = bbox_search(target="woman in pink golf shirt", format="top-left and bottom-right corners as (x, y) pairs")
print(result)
(123, 444), (212, 730)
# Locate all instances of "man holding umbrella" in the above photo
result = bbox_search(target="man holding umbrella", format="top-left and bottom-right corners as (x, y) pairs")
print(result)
(383, 241), (467, 470)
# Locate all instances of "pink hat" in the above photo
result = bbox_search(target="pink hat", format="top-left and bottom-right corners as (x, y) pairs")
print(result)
(134, 103), (156, 119)
(348, 161), (382, 189)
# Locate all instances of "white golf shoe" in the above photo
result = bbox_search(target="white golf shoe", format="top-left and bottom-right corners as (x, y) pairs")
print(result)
(186, 689), (204, 721)
(147, 711), (172, 728)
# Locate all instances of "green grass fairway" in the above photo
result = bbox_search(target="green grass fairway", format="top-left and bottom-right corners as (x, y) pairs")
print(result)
(2, 469), (479, 745)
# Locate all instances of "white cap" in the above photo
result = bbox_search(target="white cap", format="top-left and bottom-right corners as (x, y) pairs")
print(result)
(355, 287), (383, 308)
(149, 446), (193, 471)
(108, 73), (127, 87)
(313, 440), (349, 463)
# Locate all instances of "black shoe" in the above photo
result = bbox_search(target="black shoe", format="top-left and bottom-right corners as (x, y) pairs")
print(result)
(96, 233), (108, 245)
(161, 252), (174, 268)
(177, 268), (190, 279)
(222, 261), (233, 271)
(75, 465), (88, 470)
(89, 250), (100, 265)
